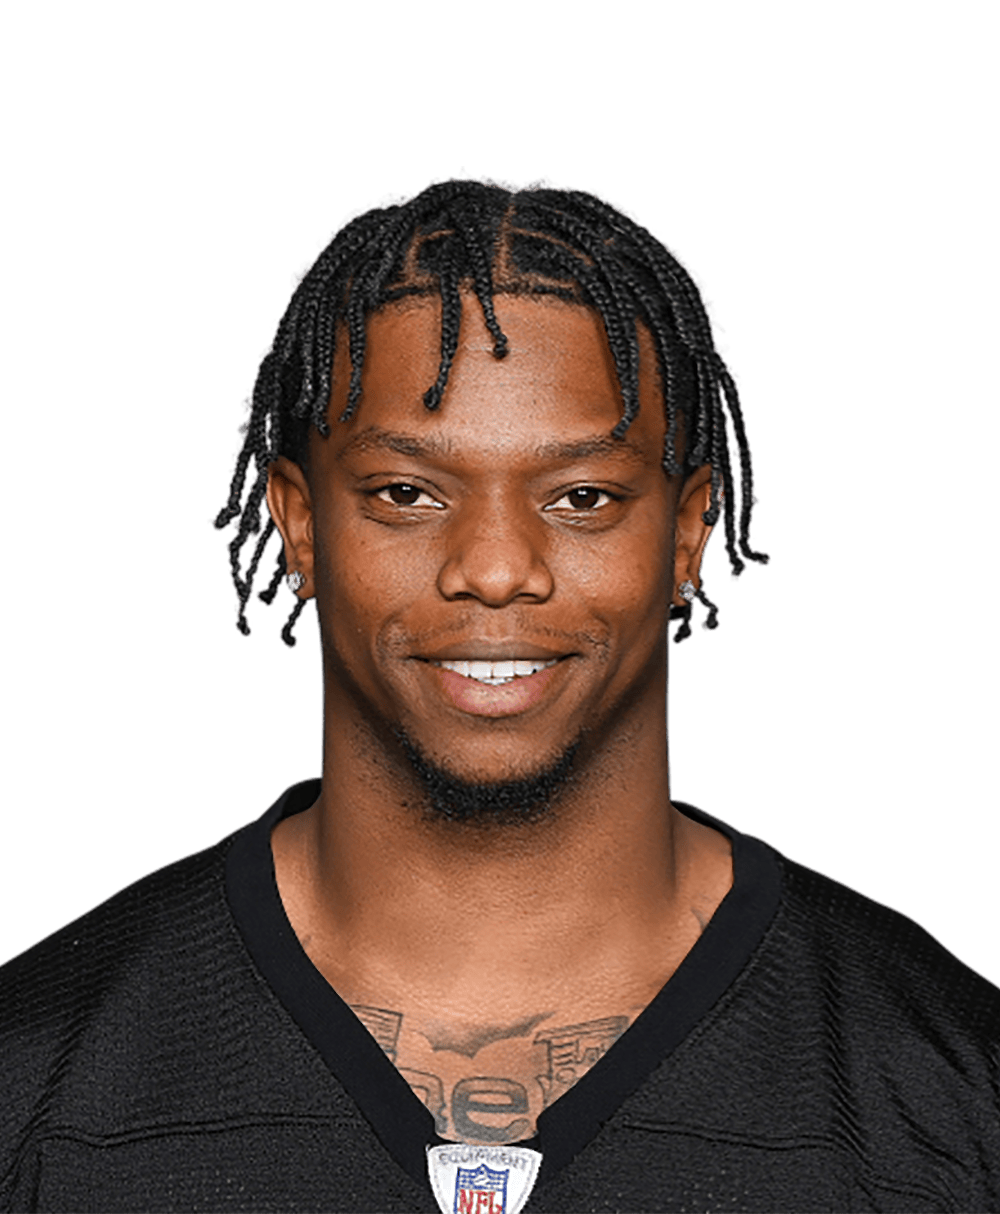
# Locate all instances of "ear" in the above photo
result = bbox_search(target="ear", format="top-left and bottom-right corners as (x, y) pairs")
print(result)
(266, 457), (315, 598)
(672, 465), (715, 608)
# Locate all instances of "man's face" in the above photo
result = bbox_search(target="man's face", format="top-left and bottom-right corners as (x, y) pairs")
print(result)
(273, 293), (702, 801)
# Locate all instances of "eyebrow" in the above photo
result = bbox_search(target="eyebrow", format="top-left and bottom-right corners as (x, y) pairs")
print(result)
(337, 426), (649, 465)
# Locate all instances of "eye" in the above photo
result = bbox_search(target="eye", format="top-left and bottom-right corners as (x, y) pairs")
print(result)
(548, 486), (616, 511)
(373, 483), (444, 509)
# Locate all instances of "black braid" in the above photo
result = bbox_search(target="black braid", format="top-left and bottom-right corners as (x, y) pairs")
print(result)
(510, 232), (640, 442)
(670, 603), (693, 643)
(342, 276), (369, 424)
(617, 276), (690, 476)
(713, 355), (769, 565)
(422, 263), (463, 411)
(693, 583), (720, 630)
(517, 202), (643, 433)
(338, 214), (419, 424)
(448, 197), (508, 359)
(257, 548), (286, 606)
(281, 596), (307, 647)
(216, 181), (768, 644)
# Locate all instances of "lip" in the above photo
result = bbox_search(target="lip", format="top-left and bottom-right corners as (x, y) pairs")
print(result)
(424, 657), (571, 718)
(416, 641), (572, 662)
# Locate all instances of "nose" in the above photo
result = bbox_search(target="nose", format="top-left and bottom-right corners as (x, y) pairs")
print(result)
(436, 494), (555, 607)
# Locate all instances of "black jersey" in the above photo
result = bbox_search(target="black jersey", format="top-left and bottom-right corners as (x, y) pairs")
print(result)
(2, 780), (998, 1212)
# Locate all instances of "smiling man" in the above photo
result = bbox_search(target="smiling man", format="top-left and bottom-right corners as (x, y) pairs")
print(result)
(2, 183), (999, 1213)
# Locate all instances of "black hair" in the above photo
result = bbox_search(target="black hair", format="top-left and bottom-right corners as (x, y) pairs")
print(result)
(215, 180), (767, 644)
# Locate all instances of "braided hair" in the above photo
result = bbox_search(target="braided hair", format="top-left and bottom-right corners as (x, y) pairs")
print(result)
(216, 181), (768, 644)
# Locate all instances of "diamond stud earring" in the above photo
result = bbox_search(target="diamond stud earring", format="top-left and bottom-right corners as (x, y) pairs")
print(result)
(678, 580), (696, 603)
(285, 570), (305, 594)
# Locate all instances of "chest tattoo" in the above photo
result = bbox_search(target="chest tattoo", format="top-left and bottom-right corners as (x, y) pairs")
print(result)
(351, 1003), (631, 1144)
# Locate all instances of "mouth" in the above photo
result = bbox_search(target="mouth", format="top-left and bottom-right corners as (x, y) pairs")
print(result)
(429, 658), (561, 686)
(413, 653), (573, 718)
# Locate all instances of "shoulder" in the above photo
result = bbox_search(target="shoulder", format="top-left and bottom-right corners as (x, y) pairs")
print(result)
(624, 841), (1000, 1207)
(0, 836), (232, 1019)
(0, 833), (235, 1032)
(773, 851), (1000, 1048)
(0, 838), (235, 1183)
(753, 848), (1000, 1178)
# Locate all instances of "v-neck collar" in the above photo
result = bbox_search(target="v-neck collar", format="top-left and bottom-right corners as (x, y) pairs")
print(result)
(225, 780), (782, 1190)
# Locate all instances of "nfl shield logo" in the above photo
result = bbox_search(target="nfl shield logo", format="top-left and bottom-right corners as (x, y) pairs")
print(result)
(427, 1144), (542, 1214)
(454, 1163), (508, 1213)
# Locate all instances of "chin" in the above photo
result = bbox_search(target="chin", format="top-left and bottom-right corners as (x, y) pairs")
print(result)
(392, 726), (581, 828)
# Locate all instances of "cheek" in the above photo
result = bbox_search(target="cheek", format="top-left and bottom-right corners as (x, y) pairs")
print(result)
(558, 517), (674, 630)
(314, 507), (434, 623)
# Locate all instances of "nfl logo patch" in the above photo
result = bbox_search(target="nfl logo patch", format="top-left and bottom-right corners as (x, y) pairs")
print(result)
(454, 1162), (508, 1213)
(453, 1160), (507, 1209)
(427, 1144), (542, 1214)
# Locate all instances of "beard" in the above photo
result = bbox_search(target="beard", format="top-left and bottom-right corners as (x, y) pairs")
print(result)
(392, 726), (581, 828)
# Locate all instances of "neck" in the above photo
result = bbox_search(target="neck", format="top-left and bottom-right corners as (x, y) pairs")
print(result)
(272, 681), (730, 1014)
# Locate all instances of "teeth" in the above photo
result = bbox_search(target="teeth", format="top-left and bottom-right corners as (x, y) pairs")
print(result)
(436, 658), (559, 684)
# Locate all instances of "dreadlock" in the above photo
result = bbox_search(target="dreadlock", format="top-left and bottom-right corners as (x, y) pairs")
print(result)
(215, 181), (768, 644)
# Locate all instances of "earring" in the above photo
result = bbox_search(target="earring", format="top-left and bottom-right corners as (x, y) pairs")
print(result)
(285, 570), (305, 594)
(678, 579), (696, 603)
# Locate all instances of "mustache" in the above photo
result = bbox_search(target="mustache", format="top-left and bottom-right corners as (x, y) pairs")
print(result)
(377, 614), (612, 660)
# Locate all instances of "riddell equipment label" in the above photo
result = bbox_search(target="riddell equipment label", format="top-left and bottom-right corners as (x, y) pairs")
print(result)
(427, 1144), (542, 1214)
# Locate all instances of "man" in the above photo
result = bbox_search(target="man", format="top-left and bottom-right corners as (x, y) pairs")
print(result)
(2, 182), (998, 1213)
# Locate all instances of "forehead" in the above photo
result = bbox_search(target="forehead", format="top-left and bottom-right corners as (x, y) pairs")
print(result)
(320, 293), (667, 466)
